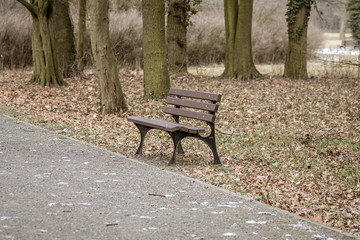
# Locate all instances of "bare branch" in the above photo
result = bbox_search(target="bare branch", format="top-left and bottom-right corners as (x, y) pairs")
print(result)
(16, 0), (37, 16)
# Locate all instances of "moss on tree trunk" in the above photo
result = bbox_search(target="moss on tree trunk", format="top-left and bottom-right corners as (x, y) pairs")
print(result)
(222, 0), (260, 80)
(284, 0), (312, 80)
(222, 0), (238, 78)
(31, 16), (46, 85)
(167, 0), (188, 73)
(54, 0), (76, 78)
(234, 0), (261, 80)
(76, 0), (87, 73)
(90, 0), (127, 114)
(142, 0), (170, 99)
(18, 0), (66, 87)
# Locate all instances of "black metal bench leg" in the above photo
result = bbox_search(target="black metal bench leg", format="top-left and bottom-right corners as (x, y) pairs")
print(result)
(177, 142), (185, 155)
(204, 137), (221, 165)
(134, 124), (151, 155)
(168, 133), (181, 165)
(171, 115), (184, 155)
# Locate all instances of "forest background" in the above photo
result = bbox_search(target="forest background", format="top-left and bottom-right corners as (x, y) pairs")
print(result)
(0, 0), (353, 71)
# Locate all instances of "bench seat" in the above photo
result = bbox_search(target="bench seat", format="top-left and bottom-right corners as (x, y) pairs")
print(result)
(128, 116), (205, 134)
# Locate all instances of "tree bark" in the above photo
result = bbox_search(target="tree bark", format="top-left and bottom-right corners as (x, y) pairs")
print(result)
(222, 0), (238, 78)
(90, 0), (127, 114)
(76, 0), (87, 72)
(347, 0), (360, 78)
(234, 0), (261, 79)
(17, 0), (66, 86)
(54, 0), (76, 78)
(347, 0), (360, 40)
(142, 0), (170, 99)
(222, 0), (261, 80)
(167, 0), (187, 73)
(284, 3), (310, 80)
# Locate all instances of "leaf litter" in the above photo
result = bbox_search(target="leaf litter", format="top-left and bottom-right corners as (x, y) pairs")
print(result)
(0, 70), (359, 235)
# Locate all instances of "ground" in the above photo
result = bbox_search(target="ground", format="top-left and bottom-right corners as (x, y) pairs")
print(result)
(0, 66), (359, 235)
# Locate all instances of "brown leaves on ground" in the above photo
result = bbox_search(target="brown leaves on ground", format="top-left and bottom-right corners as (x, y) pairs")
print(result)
(0, 70), (359, 235)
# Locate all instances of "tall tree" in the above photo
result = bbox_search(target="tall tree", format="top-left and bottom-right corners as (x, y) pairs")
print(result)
(53, 0), (76, 78)
(347, 0), (360, 78)
(284, 0), (313, 79)
(347, 0), (360, 39)
(223, 0), (237, 78)
(142, 0), (170, 99)
(222, 0), (261, 80)
(167, 0), (188, 73)
(90, 0), (127, 114)
(76, 0), (87, 72)
(17, 0), (66, 86)
(166, 0), (200, 73)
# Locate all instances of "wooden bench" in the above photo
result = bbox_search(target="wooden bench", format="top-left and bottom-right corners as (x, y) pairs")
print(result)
(128, 88), (222, 165)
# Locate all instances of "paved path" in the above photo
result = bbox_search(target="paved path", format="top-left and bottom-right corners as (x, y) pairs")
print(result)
(0, 114), (358, 240)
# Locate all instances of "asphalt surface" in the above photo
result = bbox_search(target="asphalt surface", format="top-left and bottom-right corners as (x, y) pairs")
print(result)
(0, 113), (358, 240)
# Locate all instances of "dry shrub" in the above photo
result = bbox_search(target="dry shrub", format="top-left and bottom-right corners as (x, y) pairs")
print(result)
(109, 10), (142, 69)
(70, 8), (142, 69)
(187, 10), (226, 66)
(0, 5), (323, 70)
(253, 3), (324, 63)
(252, 3), (288, 63)
(0, 8), (32, 69)
(188, 5), (323, 66)
(307, 23), (325, 58)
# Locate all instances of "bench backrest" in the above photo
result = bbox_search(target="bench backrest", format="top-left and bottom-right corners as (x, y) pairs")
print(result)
(163, 88), (221, 123)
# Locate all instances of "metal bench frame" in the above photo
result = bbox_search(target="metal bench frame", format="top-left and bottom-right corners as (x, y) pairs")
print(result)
(128, 88), (221, 165)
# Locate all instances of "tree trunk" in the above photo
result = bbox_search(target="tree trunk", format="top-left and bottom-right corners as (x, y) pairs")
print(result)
(222, 0), (260, 80)
(54, 0), (76, 78)
(142, 0), (170, 99)
(76, 0), (87, 72)
(284, 1), (312, 80)
(347, 0), (360, 40)
(31, 15), (47, 85)
(18, 0), (66, 86)
(222, 0), (238, 78)
(339, 7), (347, 41)
(90, 0), (127, 114)
(233, 0), (261, 79)
(167, 0), (187, 73)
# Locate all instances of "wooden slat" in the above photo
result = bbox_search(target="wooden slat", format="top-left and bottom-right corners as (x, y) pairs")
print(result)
(163, 106), (215, 122)
(166, 97), (219, 112)
(127, 116), (180, 132)
(169, 88), (221, 102)
(153, 119), (205, 133)
(127, 116), (205, 133)
(178, 124), (205, 134)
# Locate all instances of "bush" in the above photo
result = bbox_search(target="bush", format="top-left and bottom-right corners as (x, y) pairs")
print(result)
(252, 3), (288, 63)
(0, 8), (32, 69)
(188, 5), (323, 66)
(187, 10), (225, 66)
(109, 10), (142, 69)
